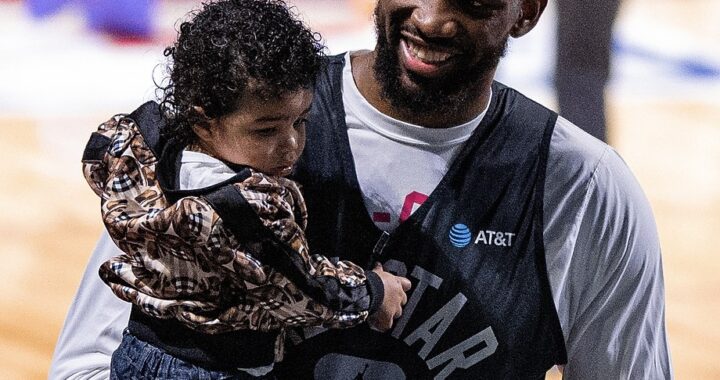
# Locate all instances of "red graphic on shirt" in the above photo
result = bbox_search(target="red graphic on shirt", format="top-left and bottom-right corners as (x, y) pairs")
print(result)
(372, 212), (391, 223)
(399, 191), (429, 222)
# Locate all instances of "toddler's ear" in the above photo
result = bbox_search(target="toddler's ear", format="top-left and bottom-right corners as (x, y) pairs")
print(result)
(191, 106), (214, 141)
(191, 124), (212, 142)
(192, 105), (205, 115)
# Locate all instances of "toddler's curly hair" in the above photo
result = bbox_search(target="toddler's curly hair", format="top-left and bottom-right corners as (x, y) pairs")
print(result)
(159, 0), (324, 145)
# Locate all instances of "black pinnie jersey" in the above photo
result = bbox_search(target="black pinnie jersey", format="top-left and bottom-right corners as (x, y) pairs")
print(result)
(279, 55), (567, 379)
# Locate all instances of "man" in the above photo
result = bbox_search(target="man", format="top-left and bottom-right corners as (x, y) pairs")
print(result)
(51, 0), (671, 378)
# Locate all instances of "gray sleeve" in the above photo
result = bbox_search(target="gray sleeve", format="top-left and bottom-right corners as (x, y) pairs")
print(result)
(544, 118), (672, 379)
(49, 231), (129, 380)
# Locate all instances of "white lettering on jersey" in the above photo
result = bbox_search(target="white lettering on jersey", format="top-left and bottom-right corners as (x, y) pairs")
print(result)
(474, 230), (516, 247)
(391, 264), (442, 339)
(404, 293), (467, 359)
(304, 262), (498, 378)
(426, 326), (498, 380)
(389, 264), (498, 377)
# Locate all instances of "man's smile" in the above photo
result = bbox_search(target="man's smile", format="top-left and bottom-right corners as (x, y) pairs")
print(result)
(398, 31), (460, 77)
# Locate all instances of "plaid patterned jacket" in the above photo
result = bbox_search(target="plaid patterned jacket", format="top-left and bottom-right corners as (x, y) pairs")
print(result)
(81, 108), (381, 338)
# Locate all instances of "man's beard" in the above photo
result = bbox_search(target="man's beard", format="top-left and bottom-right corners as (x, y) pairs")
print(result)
(372, 12), (508, 119)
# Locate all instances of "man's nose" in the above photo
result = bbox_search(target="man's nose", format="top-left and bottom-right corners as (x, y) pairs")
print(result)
(411, 0), (460, 39)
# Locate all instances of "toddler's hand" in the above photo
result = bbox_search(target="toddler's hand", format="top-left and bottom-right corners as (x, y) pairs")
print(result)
(369, 263), (411, 332)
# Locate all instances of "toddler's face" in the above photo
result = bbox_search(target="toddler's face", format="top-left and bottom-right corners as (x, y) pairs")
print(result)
(199, 89), (313, 176)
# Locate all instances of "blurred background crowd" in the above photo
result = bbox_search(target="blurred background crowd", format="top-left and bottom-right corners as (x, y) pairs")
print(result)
(0, 0), (718, 378)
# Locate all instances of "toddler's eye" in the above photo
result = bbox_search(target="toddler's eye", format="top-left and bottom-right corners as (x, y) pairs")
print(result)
(293, 118), (308, 129)
(255, 128), (277, 137)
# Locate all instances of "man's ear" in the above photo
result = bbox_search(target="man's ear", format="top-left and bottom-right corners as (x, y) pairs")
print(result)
(510, 0), (547, 38)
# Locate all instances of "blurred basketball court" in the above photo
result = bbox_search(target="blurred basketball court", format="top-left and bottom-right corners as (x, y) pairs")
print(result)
(0, 0), (718, 378)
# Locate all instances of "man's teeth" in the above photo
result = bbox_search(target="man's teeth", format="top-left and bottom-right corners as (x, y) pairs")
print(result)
(406, 40), (452, 63)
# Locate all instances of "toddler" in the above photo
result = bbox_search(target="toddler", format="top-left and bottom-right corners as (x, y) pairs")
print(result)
(81, 1), (409, 378)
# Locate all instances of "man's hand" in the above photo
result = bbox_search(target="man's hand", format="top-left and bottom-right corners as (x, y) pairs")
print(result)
(369, 263), (411, 332)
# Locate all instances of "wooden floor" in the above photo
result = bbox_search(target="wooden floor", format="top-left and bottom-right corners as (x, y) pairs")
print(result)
(0, 0), (718, 378)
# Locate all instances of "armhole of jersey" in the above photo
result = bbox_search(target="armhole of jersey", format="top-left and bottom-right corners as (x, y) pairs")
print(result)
(534, 114), (569, 365)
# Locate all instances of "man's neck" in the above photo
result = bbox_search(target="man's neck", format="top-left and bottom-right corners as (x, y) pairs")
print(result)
(350, 50), (494, 129)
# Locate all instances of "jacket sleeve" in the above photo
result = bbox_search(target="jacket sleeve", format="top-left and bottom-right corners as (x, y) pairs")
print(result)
(237, 173), (384, 314)
(98, 193), (381, 333)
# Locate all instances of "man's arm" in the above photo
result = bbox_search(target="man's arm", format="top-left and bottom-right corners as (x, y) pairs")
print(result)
(544, 119), (672, 378)
(49, 231), (129, 380)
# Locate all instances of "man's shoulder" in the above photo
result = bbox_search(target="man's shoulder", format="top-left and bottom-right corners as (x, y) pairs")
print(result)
(548, 116), (611, 181)
(544, 121), (669, 380)
(544, 115), (656, 261)
(310, 53), (349, 125)
(323, 52), (347, 64)
(490, 82), (612, 176)
(318, 52), (347, 80)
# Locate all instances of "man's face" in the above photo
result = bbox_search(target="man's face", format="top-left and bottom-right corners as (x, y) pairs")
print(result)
(373, 0), (519, 117)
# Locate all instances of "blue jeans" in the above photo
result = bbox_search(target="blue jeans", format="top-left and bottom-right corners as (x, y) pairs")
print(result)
(111, 330), (276, 380)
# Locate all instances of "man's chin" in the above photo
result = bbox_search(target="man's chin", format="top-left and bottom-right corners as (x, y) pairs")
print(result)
(385, 88), (451, 117)
(396, 70), (426, 96)
(390, 70), (465, 108)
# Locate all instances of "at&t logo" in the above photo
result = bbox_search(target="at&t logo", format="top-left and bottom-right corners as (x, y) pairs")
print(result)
(449, 223), (516, 248)
(449, 224), (473, 248)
